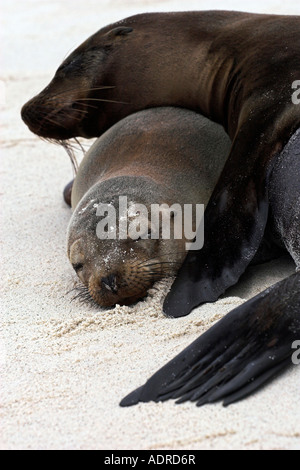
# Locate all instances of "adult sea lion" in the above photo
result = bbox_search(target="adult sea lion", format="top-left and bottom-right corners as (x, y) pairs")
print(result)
(21, 11), (300, 404)
(121, 129), (300, 407)
(67, 107), (231, 307)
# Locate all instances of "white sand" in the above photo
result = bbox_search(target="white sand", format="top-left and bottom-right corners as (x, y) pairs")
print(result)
(1, 0), (300, 450)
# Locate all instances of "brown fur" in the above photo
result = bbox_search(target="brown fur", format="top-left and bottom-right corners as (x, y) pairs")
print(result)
(67, 107), (230, 306)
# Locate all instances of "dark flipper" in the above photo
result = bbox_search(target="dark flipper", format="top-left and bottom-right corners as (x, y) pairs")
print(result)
(63, 179), (74, 207)
(120, 273), (300, 407)
(162, 115), (289, 319)
(163, 177), (269, 317)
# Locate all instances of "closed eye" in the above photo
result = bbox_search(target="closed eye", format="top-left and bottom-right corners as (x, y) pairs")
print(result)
(73, 263), (84, 272)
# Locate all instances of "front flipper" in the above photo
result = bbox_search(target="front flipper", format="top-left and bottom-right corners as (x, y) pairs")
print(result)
(63, 179), (74, 207)
(120, 273), (300, 407)
(163, 132), (283, 318)
(163, 176), (269, 317)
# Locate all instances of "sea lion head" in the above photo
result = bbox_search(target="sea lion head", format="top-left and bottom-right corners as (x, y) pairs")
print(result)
(21, 15), (181, 141)
(21, 25), (135, 140)
(67, 178), (187, 307)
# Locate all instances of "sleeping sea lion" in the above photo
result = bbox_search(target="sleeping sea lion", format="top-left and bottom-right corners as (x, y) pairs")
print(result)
(20, 11), (300, 404)
(67, 107), (231, 307)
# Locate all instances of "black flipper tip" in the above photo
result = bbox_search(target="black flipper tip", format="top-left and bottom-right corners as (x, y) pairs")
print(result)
(163, 297), (194, 318)
(120, 273), (300, 408)
(119, 386), (144, 407)
(163, 272), (222, 318)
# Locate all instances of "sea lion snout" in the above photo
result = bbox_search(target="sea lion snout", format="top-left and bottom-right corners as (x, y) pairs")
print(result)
(87, 260), (158, 307)
(21, 87), (86, 140)
(21, 98), (39, 134)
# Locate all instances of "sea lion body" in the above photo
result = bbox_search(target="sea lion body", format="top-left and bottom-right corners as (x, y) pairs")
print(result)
(21, 10), (300, 302)
(67, 107), (231, 306)
(21, 11), (300, 405)
(268, 130), (300, 269)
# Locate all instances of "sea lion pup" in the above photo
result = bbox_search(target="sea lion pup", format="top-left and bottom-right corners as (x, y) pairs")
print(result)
(67, 107), (231, 307)
(20, 11), (300, 403)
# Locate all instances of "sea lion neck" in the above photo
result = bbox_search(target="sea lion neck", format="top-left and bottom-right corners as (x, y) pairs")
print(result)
(94, 11), (249, 132)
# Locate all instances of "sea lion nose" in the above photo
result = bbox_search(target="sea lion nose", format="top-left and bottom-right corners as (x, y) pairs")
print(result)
(101, 274), (118, 294)
(21, 100), (33, 127)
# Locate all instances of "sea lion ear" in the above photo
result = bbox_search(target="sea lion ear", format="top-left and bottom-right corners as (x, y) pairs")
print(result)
(105, 26), (133, 40)
(69, 238), (85, 261)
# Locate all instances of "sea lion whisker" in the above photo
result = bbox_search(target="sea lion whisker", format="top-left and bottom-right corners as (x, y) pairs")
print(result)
(62, 114), (82, 122)
(145, 261), (183, 266)
(25, 106), (83, 124)
(74, 98), (129, 105)
(40, 136), (82, 171)
(131, 256), (166, 268)
(132, 258), (183, 268)
(55, 109), (84, 122)
(71, 283), (89, 292)
(31, 105), (91, 128)
(52, 104), (91, 116)
(65, 286), (82, 296)
(136, 268), (162, 274)
(69, 108), (90, 116)
(69, 285), (89, 299)
(46, 86), (116, 101)
(73, 137), (87, 155)
(135, 264), (179, 274)
(135, 270), (164, 278)
(39, 136), (65, 148)
(60, 141), (79, 173)
(55, 137), (81, 150)
(37, 102), (91, 117)
(41, 115), (70, 131)
(62, 141), (86, 158)
(48, 103), (92, 115)
(82, 86), (116, 92)
(71, 101), (99, 110)
(144, 272), (166, 278)
(71, 291), (89, 302)
(70, 285), (100, 307)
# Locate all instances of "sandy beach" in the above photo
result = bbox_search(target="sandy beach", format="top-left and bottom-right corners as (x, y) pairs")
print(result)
(1, 0), (300, 450)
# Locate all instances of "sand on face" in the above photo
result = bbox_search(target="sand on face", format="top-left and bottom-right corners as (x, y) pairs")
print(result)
(1, 0), (300, 450)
